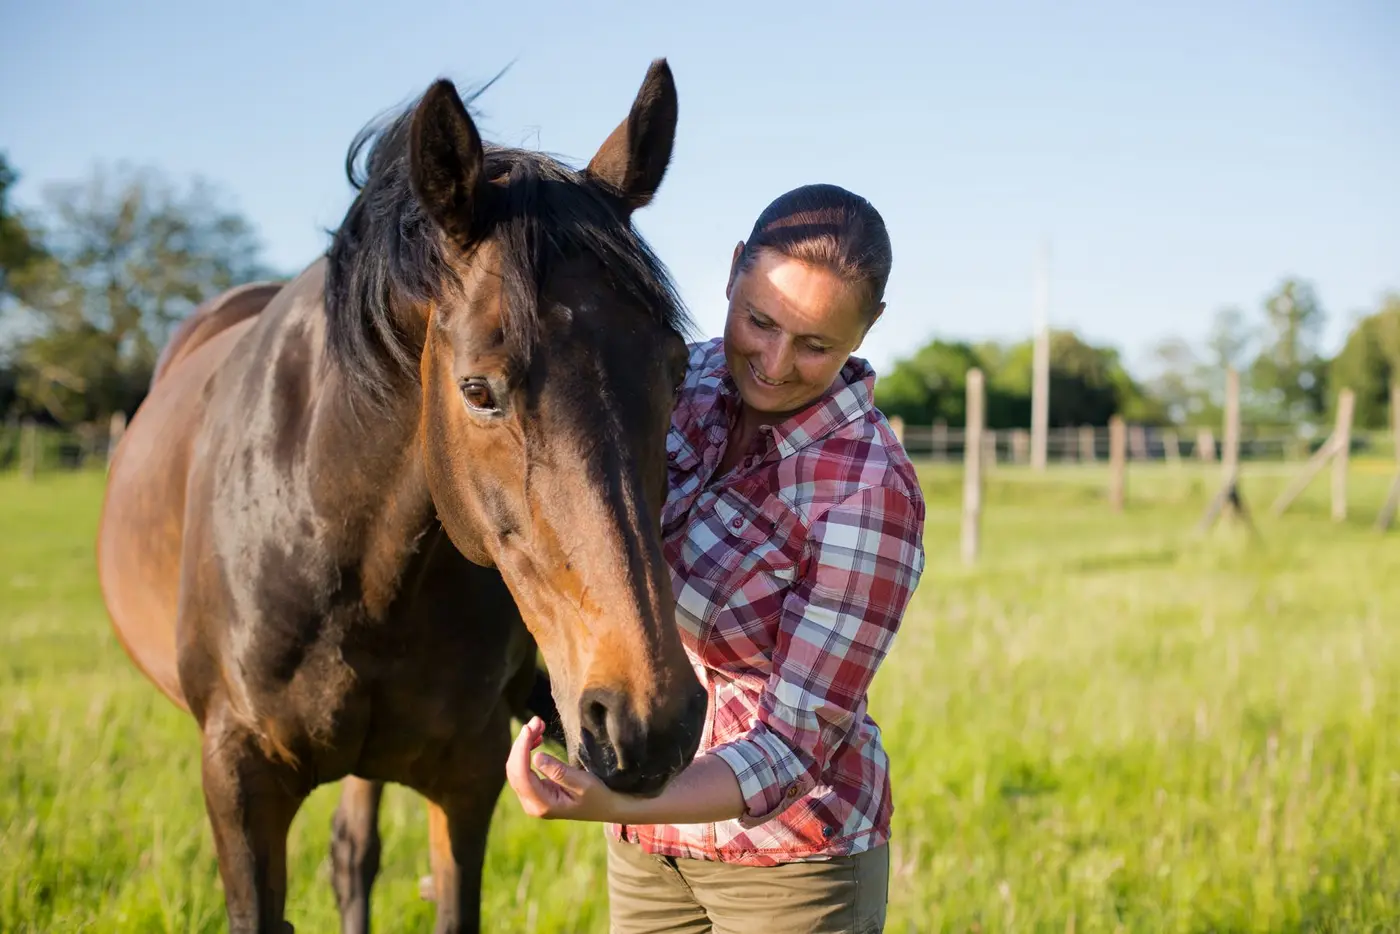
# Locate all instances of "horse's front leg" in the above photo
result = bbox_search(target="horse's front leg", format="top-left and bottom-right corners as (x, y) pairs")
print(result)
(423, 719), (511, 934)
(200, 705), (308, 934)
(331, 776), (384, 934)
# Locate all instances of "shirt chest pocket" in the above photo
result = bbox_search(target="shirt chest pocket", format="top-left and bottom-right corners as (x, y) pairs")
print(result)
(711, 492), (783, 550)
(674, 491), (801, 643)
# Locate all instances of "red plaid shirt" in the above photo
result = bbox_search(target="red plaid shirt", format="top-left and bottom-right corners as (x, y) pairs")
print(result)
(607, 337), (926, 866)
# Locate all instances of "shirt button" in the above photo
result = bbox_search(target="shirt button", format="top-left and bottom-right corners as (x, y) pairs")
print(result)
(731, 517), (743, 529)
(667, 450), (676, 461)
(822, 825), (835, 838)
(786, 785), (800, 798)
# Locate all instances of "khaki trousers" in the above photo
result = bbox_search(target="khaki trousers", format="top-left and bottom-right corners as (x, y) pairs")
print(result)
(606, 836), (889, 934)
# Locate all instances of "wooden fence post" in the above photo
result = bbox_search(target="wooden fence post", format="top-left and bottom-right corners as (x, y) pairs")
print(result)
(1331, 389), (1355, 522)
(1196, 427), (1217, 463)
(1128, 424), (1148, 461)
(1198, 369), (1252, 532)
(108, 411), (127, 470)
(1377, 383), (1400, 532)
(1270, 438), (1341, 516)
(1079, 425), (1095, 462)
(888, 415), (905, 447)
(1030, 253), (1050, 473)
(1272, 388), (1354, 518)
(20, 419), (38, 480)
(1163, 429), (1181, 466)
(932, 420), (948, 462)
(1010, 429), (1029, 465)
(1223, 370), (1241, 480)
(1108, 415), (1126, 512)
(962, 369), (985, 566)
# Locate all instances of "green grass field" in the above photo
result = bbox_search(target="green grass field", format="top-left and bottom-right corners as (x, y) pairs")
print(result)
(3, 459), (1399, 932)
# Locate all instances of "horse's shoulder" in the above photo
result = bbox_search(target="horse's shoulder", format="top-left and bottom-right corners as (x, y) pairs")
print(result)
(152, 280), (287, 389)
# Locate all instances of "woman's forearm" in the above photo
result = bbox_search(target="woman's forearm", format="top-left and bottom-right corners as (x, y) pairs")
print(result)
(610, 753), (746, 825)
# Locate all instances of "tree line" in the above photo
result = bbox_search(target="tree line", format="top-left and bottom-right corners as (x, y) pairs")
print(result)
(0, 152), (277, 425)
(875, 282), (1399, 433)
(2, 149), (1397, 432)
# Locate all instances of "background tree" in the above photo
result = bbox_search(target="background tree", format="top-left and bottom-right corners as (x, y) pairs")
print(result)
(871, 339), (981, 426)
(1142, 307), (1255, 429)
(1201, 305), (1259, 423)
(9, 163), (276, 423)
(1143, 336), (1204, 425)
(875, 329), (1162, 429)
(1249, 278), (1328, 428)
(1328, 293), (1400, 429)
(7, 151), (1388, 443)
(0, 153), (47, 302)
(0, 152), (49, 418)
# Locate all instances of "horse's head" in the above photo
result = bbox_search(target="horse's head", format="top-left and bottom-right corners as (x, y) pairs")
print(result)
(329, 61), (703, 794)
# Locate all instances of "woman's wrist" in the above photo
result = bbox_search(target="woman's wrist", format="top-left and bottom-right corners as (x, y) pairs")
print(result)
(607, 753), (746, 825)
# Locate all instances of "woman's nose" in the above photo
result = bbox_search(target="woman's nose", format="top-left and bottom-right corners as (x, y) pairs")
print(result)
(762, 338), (793, 378)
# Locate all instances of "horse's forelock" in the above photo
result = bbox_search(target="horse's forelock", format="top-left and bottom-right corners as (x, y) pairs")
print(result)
(323, 87), (692, 411)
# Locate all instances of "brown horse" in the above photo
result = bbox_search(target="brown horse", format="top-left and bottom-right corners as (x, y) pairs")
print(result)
(97, 59), (706, 933)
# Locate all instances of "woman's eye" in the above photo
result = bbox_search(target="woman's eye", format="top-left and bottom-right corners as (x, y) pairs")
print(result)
(461, 379), (498, 412)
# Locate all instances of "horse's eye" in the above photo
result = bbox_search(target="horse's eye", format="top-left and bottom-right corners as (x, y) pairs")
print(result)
(461, 379), (498, 412)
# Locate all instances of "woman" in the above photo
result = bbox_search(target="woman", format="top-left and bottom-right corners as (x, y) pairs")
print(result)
(505, 183), (926, 933)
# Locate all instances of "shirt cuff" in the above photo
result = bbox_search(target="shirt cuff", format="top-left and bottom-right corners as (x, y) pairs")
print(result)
(710, 728), (815, 828)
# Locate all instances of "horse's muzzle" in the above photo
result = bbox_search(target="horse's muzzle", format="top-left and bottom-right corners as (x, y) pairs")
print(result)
(577, 683), (708, 797)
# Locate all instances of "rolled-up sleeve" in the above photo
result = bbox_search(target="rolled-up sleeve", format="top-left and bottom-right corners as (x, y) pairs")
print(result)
(710, 485), (926, 827)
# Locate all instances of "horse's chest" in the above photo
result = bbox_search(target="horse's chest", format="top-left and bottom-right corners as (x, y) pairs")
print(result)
(228, 554), (529, 783)
(331, 601), (531, 780)
(200, 443), (530, 780)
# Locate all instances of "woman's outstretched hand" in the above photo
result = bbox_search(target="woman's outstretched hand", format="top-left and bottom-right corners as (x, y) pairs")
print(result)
(505, 714), (747, 826)
(505, 716), (622, 822)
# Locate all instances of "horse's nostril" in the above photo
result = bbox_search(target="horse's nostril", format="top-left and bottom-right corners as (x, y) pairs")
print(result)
(577, 687), (704, 792)
(584, 698), (610, 742)
(579, 687), (628, 773)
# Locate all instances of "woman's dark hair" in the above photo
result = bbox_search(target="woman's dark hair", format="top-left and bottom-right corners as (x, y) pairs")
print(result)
(737, 183), (892, 321)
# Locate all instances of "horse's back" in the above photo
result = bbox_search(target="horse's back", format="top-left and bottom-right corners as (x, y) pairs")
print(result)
(99, 290), (273, 711)
(151, 281), (284, 389)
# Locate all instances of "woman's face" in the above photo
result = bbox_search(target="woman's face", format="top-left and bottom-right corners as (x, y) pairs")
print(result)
(722, 244), (882, 418)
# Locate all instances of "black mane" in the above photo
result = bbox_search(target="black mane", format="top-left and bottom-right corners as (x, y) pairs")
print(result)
(324, 85), (691, 405)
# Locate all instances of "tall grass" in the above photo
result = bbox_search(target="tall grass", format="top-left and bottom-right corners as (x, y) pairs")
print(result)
(2, 460), (1397, 931)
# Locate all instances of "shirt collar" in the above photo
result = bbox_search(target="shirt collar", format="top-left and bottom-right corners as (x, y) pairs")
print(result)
(704, 347), (876, 459)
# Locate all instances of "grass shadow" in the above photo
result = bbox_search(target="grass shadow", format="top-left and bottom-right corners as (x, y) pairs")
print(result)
(1069, 547), (1181, 574)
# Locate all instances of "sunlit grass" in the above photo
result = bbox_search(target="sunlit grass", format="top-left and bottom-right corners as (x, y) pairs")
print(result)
(2, 459), (1397, 931)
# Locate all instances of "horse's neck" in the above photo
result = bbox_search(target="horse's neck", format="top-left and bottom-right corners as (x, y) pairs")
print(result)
(343, 437), (443, 620)
(288, 295), (441, 618)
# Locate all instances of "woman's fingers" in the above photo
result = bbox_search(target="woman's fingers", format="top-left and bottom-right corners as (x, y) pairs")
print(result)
(506, 719), (553, 814)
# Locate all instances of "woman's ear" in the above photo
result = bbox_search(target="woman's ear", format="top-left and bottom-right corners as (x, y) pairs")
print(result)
(725, 241), (745, 301)
(854, 302), (886, 351)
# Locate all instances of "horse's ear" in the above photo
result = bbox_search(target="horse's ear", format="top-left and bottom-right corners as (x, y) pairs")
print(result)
(409, 79), (486, 247)
(586, 58), (678, 212)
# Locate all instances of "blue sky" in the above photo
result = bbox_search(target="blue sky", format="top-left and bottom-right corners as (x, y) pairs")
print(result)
(2, 0), (1396, 376)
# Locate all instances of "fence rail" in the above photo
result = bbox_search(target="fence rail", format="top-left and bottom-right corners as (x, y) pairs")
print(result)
(2, 419), (1396, 478)
(895, 422), (1394, 465)
(0, 419), (121, 476)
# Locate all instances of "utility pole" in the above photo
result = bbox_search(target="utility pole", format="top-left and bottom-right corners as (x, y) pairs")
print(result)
(1030, 238), (1051, 472)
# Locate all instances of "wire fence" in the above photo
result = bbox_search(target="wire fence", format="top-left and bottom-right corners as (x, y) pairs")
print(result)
(3, 417), (1394, 480)
(895, 422), (1395, 466)
(1, 418), (123, 476)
